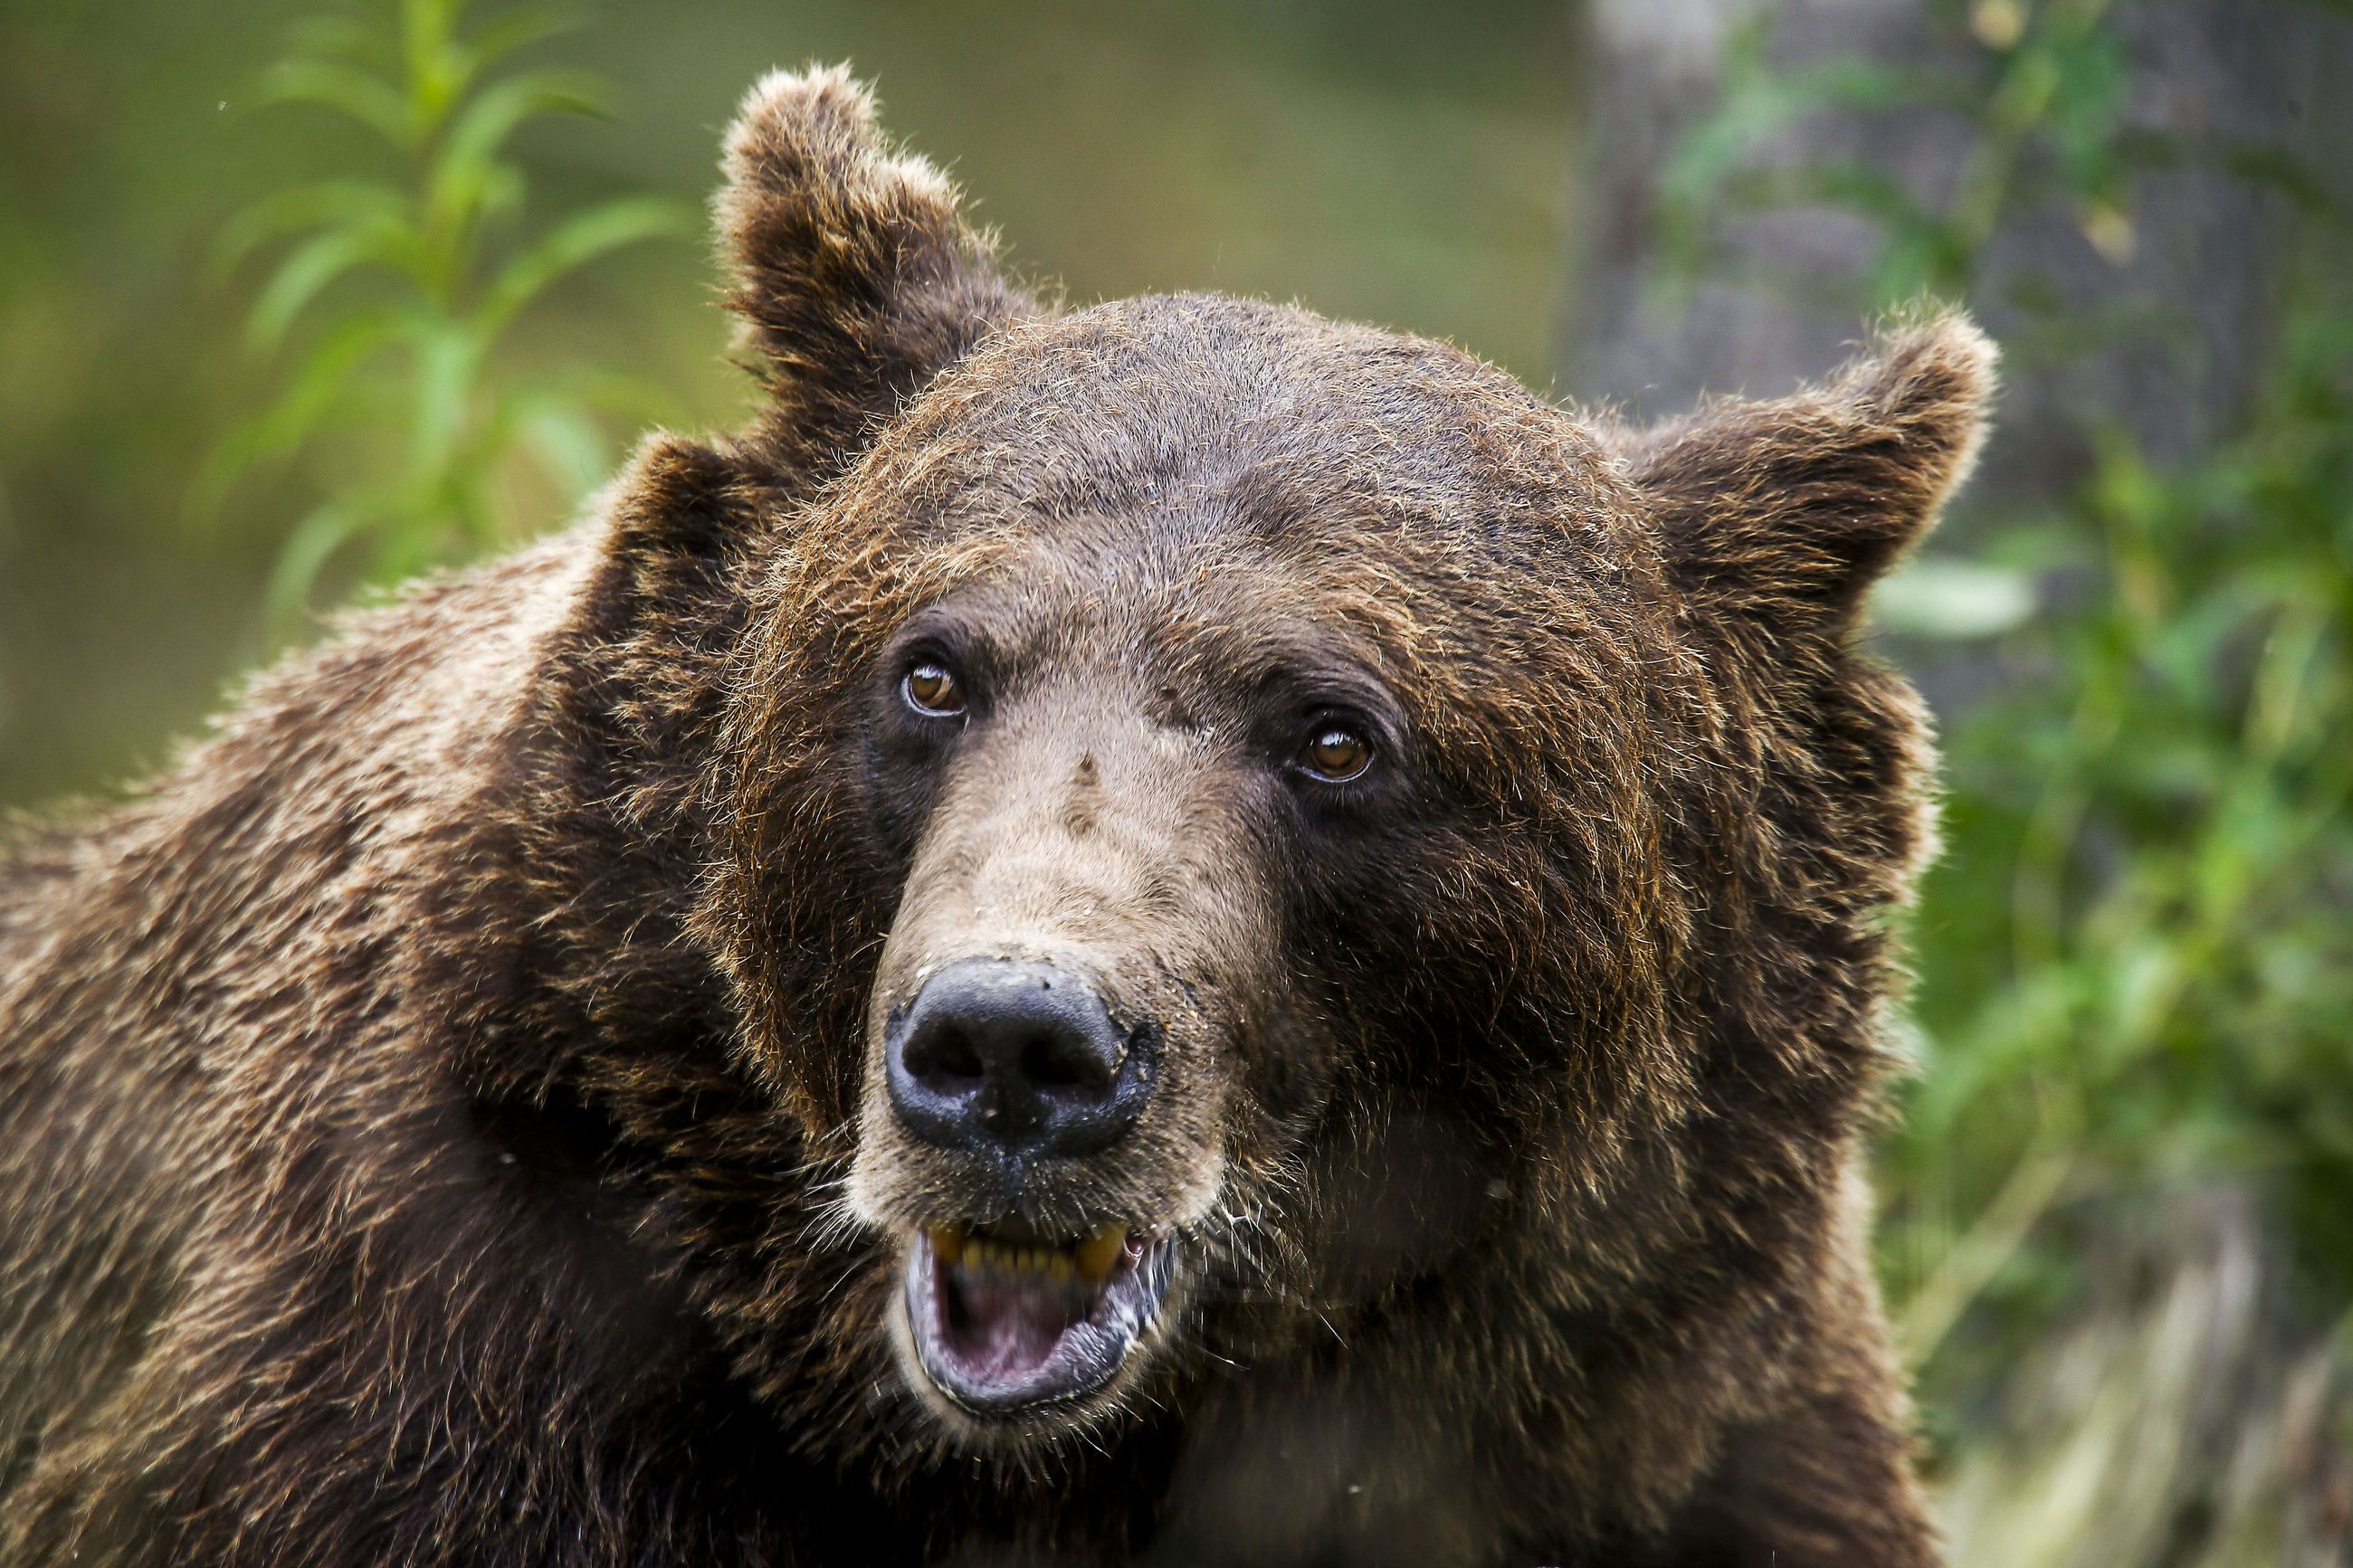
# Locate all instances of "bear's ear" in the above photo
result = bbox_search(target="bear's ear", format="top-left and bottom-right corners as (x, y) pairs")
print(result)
(716, 65), (1029, 480)
(1628, 312), (1996, 642)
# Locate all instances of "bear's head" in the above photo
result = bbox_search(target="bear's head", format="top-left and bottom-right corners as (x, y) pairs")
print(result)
(549, 69), (1992, 1461)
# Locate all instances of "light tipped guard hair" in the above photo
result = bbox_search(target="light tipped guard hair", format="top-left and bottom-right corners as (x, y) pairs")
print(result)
(1632, 309), (2000, 640)
(716, 65), (1030, 481)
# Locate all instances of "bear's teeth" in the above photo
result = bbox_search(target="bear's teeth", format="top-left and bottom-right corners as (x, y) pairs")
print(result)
(1075, 1222), (1127, 1284)
(926, 1222), (1130, 1282)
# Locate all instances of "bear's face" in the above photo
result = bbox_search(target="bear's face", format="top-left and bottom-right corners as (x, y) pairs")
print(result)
(719, 298), (1717, 1440)
(670, 68), (1988, 1459)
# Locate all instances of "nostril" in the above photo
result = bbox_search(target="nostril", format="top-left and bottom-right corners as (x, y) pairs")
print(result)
(910, 1027), (984, 1088)
(1022, 1029), (1108, 1092)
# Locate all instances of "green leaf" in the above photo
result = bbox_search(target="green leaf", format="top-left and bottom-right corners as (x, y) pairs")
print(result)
(435, 65), (609, 187)
(475, 195), (691, 333)
(209, 180), (407, 280)
(245, 218), (417, 349)
(1787, 54), (1939, 116)
(1872, 557), (2042, 639)
(368, 513), (463, 584)
(191, 309), (414, 526)
(454, 3), (576, 84)
(406, 320), (484, 476)
(421, 66), (608, 246)
(252, 57), (413, 147)
(266, 493), (397, 625)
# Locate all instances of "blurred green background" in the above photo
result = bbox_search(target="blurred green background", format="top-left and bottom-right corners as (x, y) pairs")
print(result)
(0, 0), (1567, 806)
(2, 0), (2347, 1561)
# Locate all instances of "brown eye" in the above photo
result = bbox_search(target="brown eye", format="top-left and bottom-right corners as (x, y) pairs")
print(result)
(1298, 724), (1372, 783)
(902, 660), (965, 717)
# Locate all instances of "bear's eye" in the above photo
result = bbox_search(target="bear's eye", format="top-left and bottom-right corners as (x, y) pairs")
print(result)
(1296, 724), (1373, 784)
(901, 660), (966, 718)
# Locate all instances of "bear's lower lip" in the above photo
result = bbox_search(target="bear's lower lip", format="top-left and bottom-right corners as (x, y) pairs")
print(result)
(902, 1222), (1175, 1418)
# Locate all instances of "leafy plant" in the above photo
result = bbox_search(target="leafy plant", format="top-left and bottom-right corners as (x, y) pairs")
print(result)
(197, 0), (691, 622)
(1657, 0), (2134, 310)
(1661, 0), (2353, 1475)
(1891, 309), (2353, 1347)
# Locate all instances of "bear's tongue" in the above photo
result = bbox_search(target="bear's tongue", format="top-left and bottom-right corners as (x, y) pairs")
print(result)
(941, 1262), (1098, 1380)
(905, 1223), (1168, 1416)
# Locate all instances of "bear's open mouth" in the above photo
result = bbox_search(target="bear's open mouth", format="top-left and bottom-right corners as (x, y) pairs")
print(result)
(902, 1221), (1175, 1418)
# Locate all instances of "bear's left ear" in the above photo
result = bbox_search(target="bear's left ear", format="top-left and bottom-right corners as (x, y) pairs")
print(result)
(716, 65), (1031, 481)
(1629, 311), (1997, 642)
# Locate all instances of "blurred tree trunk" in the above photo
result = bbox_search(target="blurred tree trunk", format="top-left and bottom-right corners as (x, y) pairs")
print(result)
(1558, 0), (2348, 508)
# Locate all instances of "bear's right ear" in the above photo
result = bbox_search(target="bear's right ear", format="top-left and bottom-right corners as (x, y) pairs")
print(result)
(1628, 312), (1997, 647)
(716, 65), (1030, 482)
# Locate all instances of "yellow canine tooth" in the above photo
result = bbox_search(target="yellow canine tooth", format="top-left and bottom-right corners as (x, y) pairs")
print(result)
(1075, 1222), (1127, 1285)
(926, 1223), (967, 1268)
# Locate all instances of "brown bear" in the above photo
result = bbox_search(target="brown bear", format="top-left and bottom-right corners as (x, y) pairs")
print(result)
(0, 66), (1993, 1567)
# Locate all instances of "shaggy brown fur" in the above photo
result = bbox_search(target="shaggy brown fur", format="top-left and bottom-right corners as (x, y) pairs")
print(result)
(0, 66), (1994, 1566)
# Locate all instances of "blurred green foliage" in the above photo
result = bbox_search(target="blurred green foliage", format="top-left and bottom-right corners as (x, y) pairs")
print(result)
(198, 0), (691, 619)
(1663, 0), (2353, 1519)
(1897, 317), (2353, 1336)
(0, 0), (1567, 808)
(1661, 0), (2144, 305)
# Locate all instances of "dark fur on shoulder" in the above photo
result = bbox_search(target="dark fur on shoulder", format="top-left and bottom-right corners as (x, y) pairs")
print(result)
(0, 67), (1992, 1567)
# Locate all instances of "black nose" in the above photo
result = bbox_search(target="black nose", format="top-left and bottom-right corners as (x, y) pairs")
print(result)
(886, 960), (1156, 1159)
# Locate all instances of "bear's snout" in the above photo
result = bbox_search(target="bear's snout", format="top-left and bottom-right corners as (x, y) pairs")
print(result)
(886, 958), (1157, 1161)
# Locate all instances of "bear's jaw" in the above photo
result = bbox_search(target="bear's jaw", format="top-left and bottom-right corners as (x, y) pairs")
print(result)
(900, 1221), (1176, 1421)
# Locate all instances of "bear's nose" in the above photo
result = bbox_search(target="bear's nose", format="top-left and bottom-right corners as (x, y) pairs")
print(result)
(886, 959), (1155, 1159)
